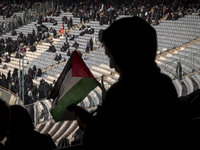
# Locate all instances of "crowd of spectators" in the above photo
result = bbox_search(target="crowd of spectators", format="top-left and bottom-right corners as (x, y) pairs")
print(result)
(0, 1), (32, 20)
(60, 0), (200, 26)
(0, 1), (78, 109)
(0, 64), (53, 105)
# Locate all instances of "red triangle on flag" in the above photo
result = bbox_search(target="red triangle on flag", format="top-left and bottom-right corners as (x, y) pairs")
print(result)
(72, 51), (95, 78)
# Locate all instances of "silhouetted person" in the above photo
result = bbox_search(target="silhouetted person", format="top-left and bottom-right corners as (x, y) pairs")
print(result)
(66, 16), (193, 149)
(0, 98), (10, 148)
(37, 68), (42, 77)
(5, 105), (56, 150)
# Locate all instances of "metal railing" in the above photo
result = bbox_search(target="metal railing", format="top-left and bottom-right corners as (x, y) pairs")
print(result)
(25, 99), (53, 127)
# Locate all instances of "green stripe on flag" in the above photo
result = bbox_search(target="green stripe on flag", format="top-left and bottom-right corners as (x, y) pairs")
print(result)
(51, 77), (98, 122)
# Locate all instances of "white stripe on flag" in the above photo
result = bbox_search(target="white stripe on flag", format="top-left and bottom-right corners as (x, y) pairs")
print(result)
(58, 69), (81, 102)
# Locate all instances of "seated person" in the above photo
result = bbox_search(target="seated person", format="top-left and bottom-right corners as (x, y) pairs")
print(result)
(15, 51), (22, 59)
(51, 45), (56, 52)
(80, 31), (85, 36)
(37, 68), (42, 77)
(4, 55), (10, 63)
(72, 41), (79, 49)
(44, 38), (50, 43)
(79, 25), (86, 30)
(77, 50), (82, 57)
(41, 34), (46, 40)
(54, 54), (61, 61)
(67, 50), (73, 56)
(53, 29), (57, 38)
(30, 45), (36, 52)
(11, 29), (17, 36)
(89, 28), (94, 34)
(69, 35), (75, 40)
(53, 20), (57, 26)
(60, 42), (69, 52)
(3, 64), (7, 69)
(47, 44), (56, 52)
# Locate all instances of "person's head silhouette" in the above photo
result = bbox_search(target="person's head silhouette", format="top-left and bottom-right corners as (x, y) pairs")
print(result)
(7, 105), (34, 140)
(99, 16), (157, 76)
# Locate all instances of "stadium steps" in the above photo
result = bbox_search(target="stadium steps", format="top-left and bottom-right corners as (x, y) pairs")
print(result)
(192, 72), (200, 89)
(87, 91), (99, 107)
(172, 79), (182, 97)
(94, 87), (103, 105)
(36, 120), (75, 143)
(48, 121), (64, 137)
(35, 122), (46, 132)
(157, 37), (200, 97)
(35, 120), (72, 143)
(189, 74), (199, 91)
(54, 121), (78, 142)
(40, 121), (55, 134)
(81, 97), (90, 108)
(182, 76), (193, 95)
(179, 79), (188, 96)
(157, 35), (200, 60)
(52, 121), (73, 141)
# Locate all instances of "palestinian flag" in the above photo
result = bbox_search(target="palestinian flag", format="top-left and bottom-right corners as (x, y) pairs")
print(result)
(48, 50), (99, 122)
(59, 23), (64, 34)
(163, 5), (167, 14)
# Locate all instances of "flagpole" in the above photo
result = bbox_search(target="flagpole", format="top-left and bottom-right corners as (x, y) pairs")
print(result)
(99, 75), (106, 103)
(22, 52), (26, 104)
(18, 44), (21, 100)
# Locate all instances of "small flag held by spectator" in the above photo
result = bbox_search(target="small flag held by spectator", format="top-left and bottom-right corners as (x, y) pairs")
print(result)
(59, 23), (64, 34)
(48, 50), (99, 122)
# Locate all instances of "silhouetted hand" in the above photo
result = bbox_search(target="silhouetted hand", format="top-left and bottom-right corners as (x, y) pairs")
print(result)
(67, 104), (92, 130)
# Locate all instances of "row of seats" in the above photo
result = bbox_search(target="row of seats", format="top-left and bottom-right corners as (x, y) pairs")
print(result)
(156, 14), (200, 97)
(154, 14), (200, 52)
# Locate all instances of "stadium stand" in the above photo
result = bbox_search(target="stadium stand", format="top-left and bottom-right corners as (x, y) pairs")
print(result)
(1, 0), (200, 148)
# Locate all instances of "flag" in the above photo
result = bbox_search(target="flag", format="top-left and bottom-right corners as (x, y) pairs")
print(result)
(163, 5), (167, 14)
(48, 50), (99, 122)
(59, 23), (64, 34)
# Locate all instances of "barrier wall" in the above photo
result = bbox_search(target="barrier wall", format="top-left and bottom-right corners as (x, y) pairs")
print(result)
(0, 86), (23, 105)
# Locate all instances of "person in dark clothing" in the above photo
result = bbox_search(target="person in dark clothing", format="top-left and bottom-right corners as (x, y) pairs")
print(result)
(11, 28), (17, 36)
(72, 41), (79, 49)
(66, 16), (195, 150)
(89, 37), (93, 51)
(37, 68), (42, 77)
(53, 29), (57, 38)
(4, 105), (56, 150)
(85, 40), (90, 53)
(33, 65), (37, 78)
(30, 45), (36, 52)
(0, 98), (10, 143)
